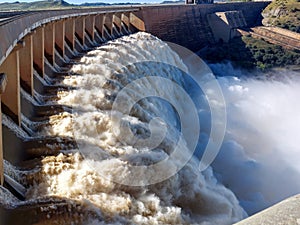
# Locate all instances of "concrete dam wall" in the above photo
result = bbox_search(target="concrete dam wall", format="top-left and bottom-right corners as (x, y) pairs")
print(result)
(0, 2), (271, 186)
(0, 2), (278, 224)
(141, 2), (270, 51)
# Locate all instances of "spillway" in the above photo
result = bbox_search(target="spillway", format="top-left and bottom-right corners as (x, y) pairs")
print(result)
(2, 30), (300, 225)
(0, 32), (245, 225)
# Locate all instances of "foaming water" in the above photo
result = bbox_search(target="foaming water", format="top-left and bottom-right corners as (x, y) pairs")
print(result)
(4, 32), (299, 224)
(25, 33), (245, 224)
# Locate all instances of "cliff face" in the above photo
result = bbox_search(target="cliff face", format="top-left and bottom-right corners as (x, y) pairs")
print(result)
(262, 0), (300, 33)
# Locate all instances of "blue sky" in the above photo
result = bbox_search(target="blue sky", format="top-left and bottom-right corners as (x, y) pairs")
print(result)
(0, 0), (163, 3)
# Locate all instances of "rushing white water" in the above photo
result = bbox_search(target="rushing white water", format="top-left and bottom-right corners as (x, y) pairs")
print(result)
(26, 32), (246, 224)
(4, 31), (298, 225)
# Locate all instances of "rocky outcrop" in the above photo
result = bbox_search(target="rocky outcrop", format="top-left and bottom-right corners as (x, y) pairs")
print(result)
(262, 0), (300, 33)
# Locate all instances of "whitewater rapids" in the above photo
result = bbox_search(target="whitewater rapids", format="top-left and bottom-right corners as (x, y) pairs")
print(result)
(2, 30), (298, 225)
(24, 32), (246, 224)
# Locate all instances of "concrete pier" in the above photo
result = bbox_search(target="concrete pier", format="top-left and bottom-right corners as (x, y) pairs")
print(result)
(104, 13), (113, 36)
(0, 73), (7, 185)
(44, 22), (55, 65)
(0, 50), (21, 126)
(75, 16), (85, 47)
(95, 14), (105, 39)
(19, 35), (33, 95)
(65, 18), (75, 52)
(55, 20), (65, 58)
(85, 15), (96, 43)
(32, 27), (44, 77)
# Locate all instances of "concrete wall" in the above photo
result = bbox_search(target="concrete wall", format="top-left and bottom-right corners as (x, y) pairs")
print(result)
(0, 2), (270, 65)
(141, 2), (270, 51)
(207, 10), (247, 43)
(235, 194), (300, 225)
(0, 2), (270, 185)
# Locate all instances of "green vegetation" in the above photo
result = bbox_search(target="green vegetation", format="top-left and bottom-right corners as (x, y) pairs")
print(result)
(262, 0), (300, 33)
(242, 36), (300, 70)
(201, 36), (300, 71)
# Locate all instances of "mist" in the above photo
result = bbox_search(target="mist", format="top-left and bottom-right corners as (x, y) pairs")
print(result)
(205, 64), (300, 215)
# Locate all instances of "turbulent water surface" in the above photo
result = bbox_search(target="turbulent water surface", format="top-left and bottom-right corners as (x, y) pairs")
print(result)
(1, 32), (300, 225)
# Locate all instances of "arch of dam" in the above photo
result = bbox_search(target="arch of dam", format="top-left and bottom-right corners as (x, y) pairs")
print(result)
(0, 2), (274, 224)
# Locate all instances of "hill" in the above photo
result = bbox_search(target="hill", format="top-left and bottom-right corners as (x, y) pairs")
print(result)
(161, 0), (184, 4)
(262, 0), (300, 33)
(0, 0), (153, 11)
(0, 0), (71, 11)
(79, 2), (140, 7)
(0, 0), (142, 11)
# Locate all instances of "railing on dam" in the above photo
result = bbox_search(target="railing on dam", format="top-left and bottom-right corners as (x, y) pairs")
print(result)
(0, 7), (146, 186)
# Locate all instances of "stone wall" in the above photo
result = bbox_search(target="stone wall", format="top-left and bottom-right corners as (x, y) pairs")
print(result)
(140, 2), (270, 51)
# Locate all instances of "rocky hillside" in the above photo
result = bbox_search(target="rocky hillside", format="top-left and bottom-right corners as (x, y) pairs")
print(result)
(262, 0), (300, 33)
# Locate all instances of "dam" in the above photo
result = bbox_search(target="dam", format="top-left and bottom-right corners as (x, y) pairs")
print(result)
(2, 1), (300, 224)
